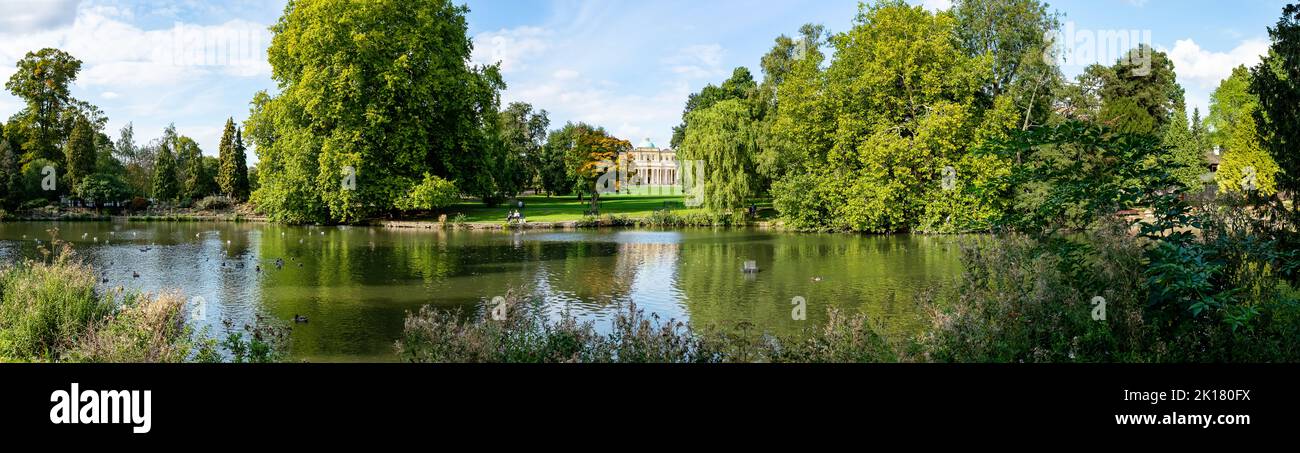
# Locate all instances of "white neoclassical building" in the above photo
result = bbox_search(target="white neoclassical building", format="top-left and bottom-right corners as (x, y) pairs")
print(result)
(625, 138), (678, 186)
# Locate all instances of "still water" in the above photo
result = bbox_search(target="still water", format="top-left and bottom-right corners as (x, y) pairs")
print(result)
(0, 221), (963, 361)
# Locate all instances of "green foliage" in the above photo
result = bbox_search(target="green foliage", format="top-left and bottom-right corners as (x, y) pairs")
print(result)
(151, 142), (178, 202)
(249, 0), (502, 223)
(562, 123), (631, 211)
(539, 124), (575, 196)
(74, 173), (130, 208)
(4, 48), (88, 165)
(395, 173), (459, 211)
(1096, 45), (1185, 137)
(953, 0), (1062, 130)
(216, 118), (251, 202)
(0, 242), (112, 361)
(768, 1), (1009, 232)
(221, 317), (291, 364)
(1251, 4), (1300, 194)
(982, 121), (1168, 236)
(680, 99), (758, 213)
(0, 135), (19, 210)
(494, 102), (549, 196)
(194, 195), (235, 211)
(929, 117), (1300, 362)
(62, 116), (95, 190)
(177, 136), (215, 200)
(672, 67), (758, 149)
(396, 290), (897, 363)
(1212, 65), (1279, 195)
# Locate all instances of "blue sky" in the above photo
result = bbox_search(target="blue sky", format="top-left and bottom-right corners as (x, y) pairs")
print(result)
(0, 0), (1291, 160)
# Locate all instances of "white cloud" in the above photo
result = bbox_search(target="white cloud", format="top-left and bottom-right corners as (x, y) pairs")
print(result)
(471, 26), (551, 73)
(1166, 38), (1270, 118)
(0, 2), (276, 159)
(1168, 38), (1269, 90)
(663, 44), (725, 80)
(0, 0), (81, 34)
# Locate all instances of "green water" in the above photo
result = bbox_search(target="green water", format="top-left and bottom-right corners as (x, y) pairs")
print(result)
(0, 221), (963, 362)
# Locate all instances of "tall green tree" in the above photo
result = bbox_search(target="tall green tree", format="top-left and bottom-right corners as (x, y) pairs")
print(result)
(771, 1), (1006, 233)
(63, 116), (95, 192)
(756, 24), (828, 183)
(1162, 104), (1208, 191)
(1097, 45), (1185, 137)
(671, 67), (758, 149)
(680, 99), (758, 213)
(953, 0), (1062, 130)
(232, 129), (249, 201)
(151, 142), (179, 202)
(0, 124), (19, 209)
(177, 136), (214, 200)
(248, 0), (502, 223)
(1211, 65), (1279, 194)
(496, 102), (550, 194)
(1251, 4), (1300, 195)
(540, 123), (579, 196)
(4, 48), (84, 165)
(217, 118), (250, 200)
(114, 122), (152, 198)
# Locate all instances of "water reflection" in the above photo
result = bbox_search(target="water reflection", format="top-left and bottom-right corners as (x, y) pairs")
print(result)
(0, 222), (961, 362)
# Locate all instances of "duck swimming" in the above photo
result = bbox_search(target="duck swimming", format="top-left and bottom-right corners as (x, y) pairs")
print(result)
(293, 314), (309, 323)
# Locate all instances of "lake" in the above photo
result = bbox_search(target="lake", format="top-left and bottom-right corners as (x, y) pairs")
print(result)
(0, 221), (963, 362)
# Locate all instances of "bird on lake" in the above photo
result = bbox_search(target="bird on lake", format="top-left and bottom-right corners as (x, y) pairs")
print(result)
(293, 314), (309, 323)
(812, 276), (822, 282)
(255, 265), (261, 273)
(132, 271), (139, 278)
(274, 258), (284, 270)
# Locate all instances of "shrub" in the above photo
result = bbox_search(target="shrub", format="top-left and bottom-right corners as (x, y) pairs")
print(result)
(195, 195), (235, 211)
(66, 292), (219, 363)
(396, 288), (899, 363)
(19, 198), (49, 210)
(396, 174), (459, 211)
(129, 197), (150, 211)
(221, 315), (291, 363)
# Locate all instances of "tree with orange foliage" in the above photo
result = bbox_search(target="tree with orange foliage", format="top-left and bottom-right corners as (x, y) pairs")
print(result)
(562, 123), (631, 212)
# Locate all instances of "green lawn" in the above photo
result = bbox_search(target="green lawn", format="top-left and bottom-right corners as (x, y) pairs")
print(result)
(434, 194), (706, 223)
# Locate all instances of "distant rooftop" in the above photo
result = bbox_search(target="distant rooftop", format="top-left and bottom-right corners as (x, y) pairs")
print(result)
(636, 138), (657, 149)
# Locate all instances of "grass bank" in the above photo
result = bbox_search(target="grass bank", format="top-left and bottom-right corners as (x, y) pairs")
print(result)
(425, 194), (775, 224)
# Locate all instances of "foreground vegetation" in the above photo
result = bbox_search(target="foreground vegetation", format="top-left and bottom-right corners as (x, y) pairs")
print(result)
(0, 234), (287, 363)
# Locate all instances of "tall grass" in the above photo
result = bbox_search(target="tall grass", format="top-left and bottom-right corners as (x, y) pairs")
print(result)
(395, 289), (903, 363)
(0, 242), (112, 361)
(66, 292), (222, 363)
(0, 230), (269, 363)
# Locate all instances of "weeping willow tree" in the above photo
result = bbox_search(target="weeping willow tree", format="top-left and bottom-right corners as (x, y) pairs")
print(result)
(679, 98), (759, 213)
